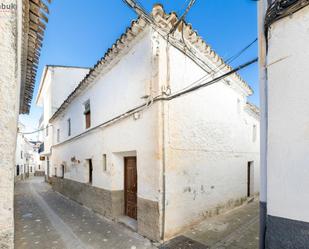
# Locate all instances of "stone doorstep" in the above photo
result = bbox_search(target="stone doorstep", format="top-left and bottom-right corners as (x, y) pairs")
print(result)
(117, 215), (138, 232)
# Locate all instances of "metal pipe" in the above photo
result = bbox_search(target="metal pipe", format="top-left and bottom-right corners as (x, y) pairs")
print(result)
(258, 0), (268, 248)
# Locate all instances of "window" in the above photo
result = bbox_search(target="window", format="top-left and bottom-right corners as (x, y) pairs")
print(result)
(21, 151), (23, 159)
(102, 154), (107, 171)
(252, 124), (257, 142)
(46, 125), (48, 136)
(54, 167), (57, 177)
(57, 129), (60, 142)
(38, 164), (40, 170)
(84, 100), (91, 129)
(30, 167), (32, 173)
(67, 118), (71, 136)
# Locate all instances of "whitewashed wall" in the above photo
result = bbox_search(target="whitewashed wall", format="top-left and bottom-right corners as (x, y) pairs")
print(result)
(45, 26), (259, 239)
(267, 5), (309, 223)
(161, 38), (260, 236)
(51, 30), (162, 201)
(37, 66), (89, 162)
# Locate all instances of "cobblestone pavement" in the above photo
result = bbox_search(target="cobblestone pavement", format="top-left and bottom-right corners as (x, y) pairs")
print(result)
(14, 177), (156, 249)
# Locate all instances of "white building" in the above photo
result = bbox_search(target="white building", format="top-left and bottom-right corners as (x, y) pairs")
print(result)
(36, 65), (90, 180)
(259, 1), (309, 248)
(15, 123), (43, 180)
(37, 5), (260, 241)
(15, 123), (28, 180)
(0, 0), (49, 247)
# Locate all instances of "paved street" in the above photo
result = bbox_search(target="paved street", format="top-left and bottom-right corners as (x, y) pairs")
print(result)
(181, 199), (259, 249)
(161, 200), (259, 249)
(14, 177), (155, 249)
(15, 177), (258, 249)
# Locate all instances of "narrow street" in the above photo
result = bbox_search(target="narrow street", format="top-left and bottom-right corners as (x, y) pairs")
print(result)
(14, 177), (155, 249)
(14, 177), (259, 249)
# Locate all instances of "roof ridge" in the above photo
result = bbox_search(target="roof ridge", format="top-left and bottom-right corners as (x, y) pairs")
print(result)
(151, 4), (253, 94)
(50, 4), (254, 122)
(49, 17), (147, 122)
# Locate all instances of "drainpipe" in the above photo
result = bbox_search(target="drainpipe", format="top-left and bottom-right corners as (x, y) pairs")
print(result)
(160, 38), (170, 243)
(258, 0), (268, 248)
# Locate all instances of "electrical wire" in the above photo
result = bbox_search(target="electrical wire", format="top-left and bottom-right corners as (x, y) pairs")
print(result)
(171, 34), (257, 95)
(50, 57), (258, 147)
(20, 124), (52, 135)
(168, 0), (196, 35)
(123, 0), (215, 74)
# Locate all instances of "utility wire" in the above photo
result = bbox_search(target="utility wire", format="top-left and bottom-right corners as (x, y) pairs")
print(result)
(172, 36), (258, 95)
(123, 0), (215, 74)
(156, 57), (258, 101)
(20, 58), (257, 136)
(20, 125), (52, 135)
(168, 0), (196, 35)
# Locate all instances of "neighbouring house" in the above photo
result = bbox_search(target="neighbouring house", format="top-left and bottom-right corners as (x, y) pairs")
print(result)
(36, 65), (90, 180)
(15, 124), (43, 181)
(15, 123), (32, 180)
(0, 0), (50, 247)
(31, 141), (45, 176)
(37, 5), (260, 241)
(259, 0), (309, 248)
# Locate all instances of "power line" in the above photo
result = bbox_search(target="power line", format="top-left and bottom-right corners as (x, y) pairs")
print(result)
(168, 0), (196, 35)
(123, 0), (215, 74)
(225, 38), (257, 65)
(171, 36), (258, 95)
(52, 57), (258, 147)
(156, 57), (258, 101)
(20, 125), (52, 135)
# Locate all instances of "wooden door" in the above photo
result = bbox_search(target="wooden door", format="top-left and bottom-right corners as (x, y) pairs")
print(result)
(88, 159), (93, 183)
(247, 161), (254, 197)
(124, 157), (137, 219)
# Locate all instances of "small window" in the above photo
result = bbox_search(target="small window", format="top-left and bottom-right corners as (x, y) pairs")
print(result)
(46, 125), (48, 136)
(253, 124), (257, 142)
(67, 118), (71, 136)
(84, 100), (91, 129)
(57, 129), (60, 142)
(38, 164), (40, 170)
(21, 151), (23, 159)
(103, 154), (107, 171)
(54, 167), (57, 177)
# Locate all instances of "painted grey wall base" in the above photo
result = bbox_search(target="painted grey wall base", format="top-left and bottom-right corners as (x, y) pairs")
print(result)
(137, 197), (160, 241)
(51, 177), (161, 241)
(259, 201), (266, 249)
(51, 177), (123, 218)
(34, 171), (45, 177)
(266, 215), (309, 249)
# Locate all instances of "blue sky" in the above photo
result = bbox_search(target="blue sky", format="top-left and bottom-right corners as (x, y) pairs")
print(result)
(20, 0), (258, 139)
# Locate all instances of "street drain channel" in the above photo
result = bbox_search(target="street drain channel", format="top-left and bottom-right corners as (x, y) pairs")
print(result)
(160, 236), (209, 249)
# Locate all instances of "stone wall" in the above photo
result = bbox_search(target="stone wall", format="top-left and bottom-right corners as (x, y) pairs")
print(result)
(137, 197), (160, 241)
(50, 177), (124, 219)
(0, 0), (19, 248)
(34, 171), (45, 177)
